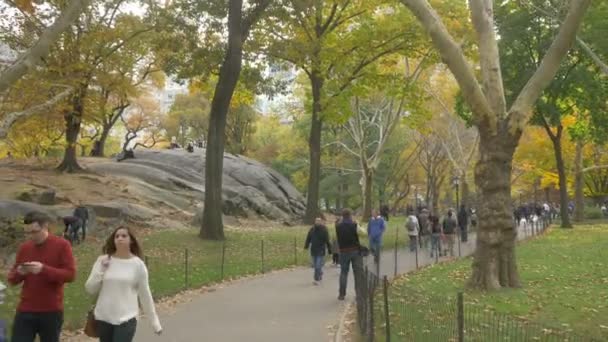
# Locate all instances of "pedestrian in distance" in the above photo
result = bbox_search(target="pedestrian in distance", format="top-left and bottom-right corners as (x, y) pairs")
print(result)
(442, 210), (458, 257)
(405, 210), (420, 252)
(367, 210), (386, 264)
(335, 209), (363, 301)
(304, 218), (332, 285)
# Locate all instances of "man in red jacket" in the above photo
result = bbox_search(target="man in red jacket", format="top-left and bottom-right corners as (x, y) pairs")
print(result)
(7, 211), (76, 342)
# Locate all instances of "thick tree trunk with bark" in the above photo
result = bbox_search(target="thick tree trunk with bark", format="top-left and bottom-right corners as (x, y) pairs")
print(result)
(469, 128), (520, 290)
(304, 74), (324, 224)
(401, 0), (590, 290)
(57, 89), (86, 172)
(91, 125), (111, 157)
(200, 0), (245, 240)
(573, 140), (584, 222)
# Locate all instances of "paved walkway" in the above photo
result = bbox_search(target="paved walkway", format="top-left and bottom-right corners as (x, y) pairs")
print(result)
(134, 222), (542, 342)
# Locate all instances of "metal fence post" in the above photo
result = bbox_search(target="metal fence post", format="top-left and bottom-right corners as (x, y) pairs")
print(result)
(458, 292), (464, 342)
(457, 230), (462, 257)
(221, 242), (226, 280)
(184, 248), (189, 289)
(383, 276), (391, 342)
(394, 228), (399, 277)
(294, 237), (297, 265)
(368, 274), (375, 342)
(261, 240), (265, 273)
(415, 244), (419, 269)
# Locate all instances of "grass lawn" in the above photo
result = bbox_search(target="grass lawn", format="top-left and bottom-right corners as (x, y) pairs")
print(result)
(376, 223), (608, 341)
(1, 215), (407, 334)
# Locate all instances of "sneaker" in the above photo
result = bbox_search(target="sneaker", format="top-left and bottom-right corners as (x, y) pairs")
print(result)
(313, 281), (319, 285)
(338, 295), (345, 300)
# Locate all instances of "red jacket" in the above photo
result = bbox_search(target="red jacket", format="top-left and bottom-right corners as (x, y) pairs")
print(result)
(7, 235), (76, 312)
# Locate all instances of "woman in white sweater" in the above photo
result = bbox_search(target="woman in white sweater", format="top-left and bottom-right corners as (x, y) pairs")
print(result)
(85, 226), (162, 341)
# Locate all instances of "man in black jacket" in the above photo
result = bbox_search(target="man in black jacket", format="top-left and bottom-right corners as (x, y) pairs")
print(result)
(73, 201), (89, 241)
(304, 218), (332, 285)
(335, 208), (363, 300)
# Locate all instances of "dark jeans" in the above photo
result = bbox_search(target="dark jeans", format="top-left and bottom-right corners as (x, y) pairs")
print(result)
(339, 251), (363, 298)
(460, 225), (468, 242)
(11, 311), (63, 342)
(368, 239), (381, 263)
(96, 318), (137, 342)
(311, 255), (325, 281)
(1, 319), (6, 342)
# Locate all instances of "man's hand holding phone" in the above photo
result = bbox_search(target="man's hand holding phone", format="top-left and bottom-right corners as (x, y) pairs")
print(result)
(17, 262), (44, 275)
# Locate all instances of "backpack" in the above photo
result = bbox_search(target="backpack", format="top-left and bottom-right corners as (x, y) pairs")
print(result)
(406, 216), (417, 233)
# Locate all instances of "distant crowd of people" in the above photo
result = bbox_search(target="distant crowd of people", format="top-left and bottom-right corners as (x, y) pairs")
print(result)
(302, 204), (478, 302)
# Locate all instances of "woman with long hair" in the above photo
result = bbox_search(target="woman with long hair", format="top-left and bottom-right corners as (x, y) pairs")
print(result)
(85, 226), (162, 341)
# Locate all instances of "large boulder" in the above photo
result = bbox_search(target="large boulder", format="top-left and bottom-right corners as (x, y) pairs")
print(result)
(16, 188), (56, 205)
(88, 149), (305, 221)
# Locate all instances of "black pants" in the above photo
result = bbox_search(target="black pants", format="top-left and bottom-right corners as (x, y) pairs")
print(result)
(96, 318), (137, 342)
(11, 311), (63, 342)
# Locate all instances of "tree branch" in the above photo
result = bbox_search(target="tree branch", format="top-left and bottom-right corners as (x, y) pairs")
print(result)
(0, 0), (90, 93)
(400, 0), (494, 131)
(0, 87), (73, 139)
(508, 0), (591, 134)
(469, 0), (507, 117)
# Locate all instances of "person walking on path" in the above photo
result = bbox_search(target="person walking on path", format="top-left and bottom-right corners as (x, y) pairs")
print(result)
(442, 210), (458, 257)
(85, 226), (162, 342)
(457, 204), (469, 243)
(429, 214), (443, 258)
(405, 210), (420, 252)
(335, 209), (363, 301)
(367, 210), (386, 264)
(7, 211), (76, 342)
(417, 208), (430, 249)
(304, 218), (332, 285)
(330, 238), (339, 267)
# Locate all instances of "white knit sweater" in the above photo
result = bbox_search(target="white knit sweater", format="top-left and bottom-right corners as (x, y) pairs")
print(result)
(85, 255), (161, 333)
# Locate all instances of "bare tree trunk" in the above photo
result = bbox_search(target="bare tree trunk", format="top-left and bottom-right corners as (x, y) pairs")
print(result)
(469, 130), (520, 290)
(57, 89), (86, 173)
(546, 125), (572, 228)
(304, 74), (324, 224)
(574, 139), (584, 222)
(461, 173), (470, 207)
(91, 125), (111, 157)
(200, 0), (245, 240)
(361, 167), (373, 221)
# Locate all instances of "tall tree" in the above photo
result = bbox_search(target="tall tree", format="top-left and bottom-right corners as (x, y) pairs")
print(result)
(200, 0), (272, 240)
(399, 0), (591, 289)
(262, 0), (445, 223)
(341, 96), (405, 220)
